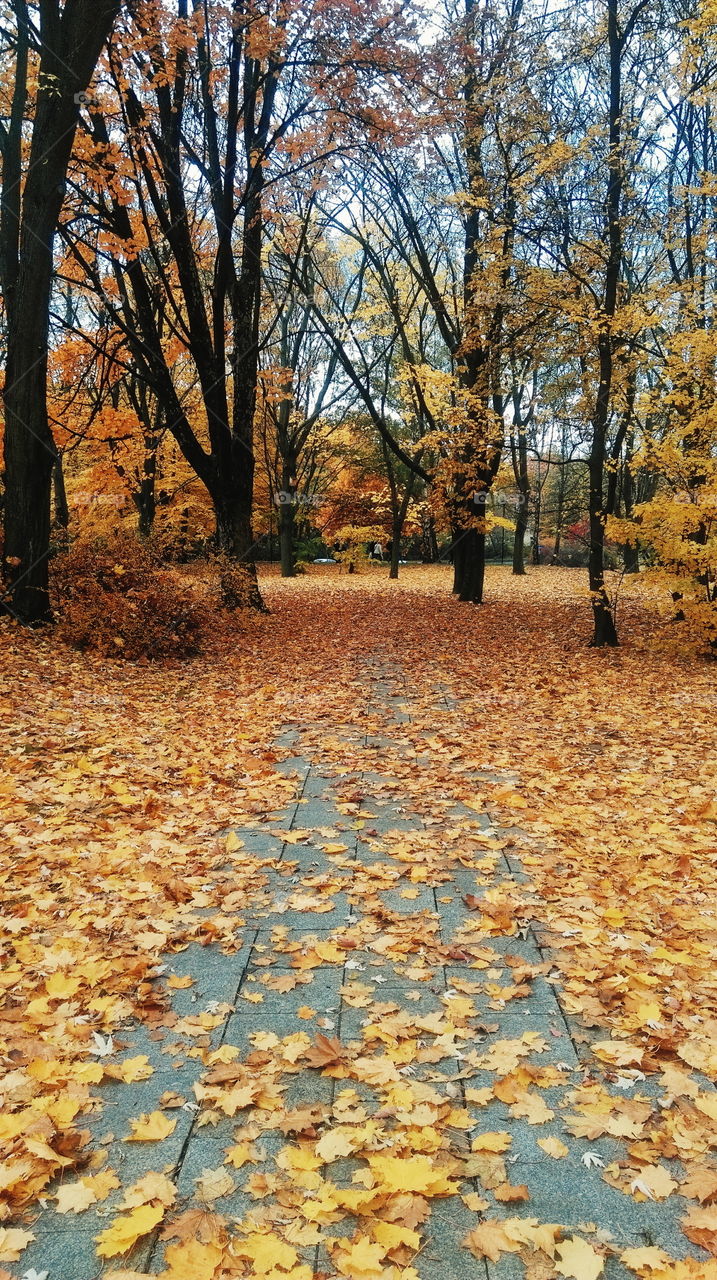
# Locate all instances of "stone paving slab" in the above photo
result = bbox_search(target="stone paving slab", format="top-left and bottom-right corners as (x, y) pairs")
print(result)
(14, 668), (711, 1280)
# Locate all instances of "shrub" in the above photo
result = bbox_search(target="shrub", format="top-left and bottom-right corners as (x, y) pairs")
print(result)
(52, 533), (203, 660)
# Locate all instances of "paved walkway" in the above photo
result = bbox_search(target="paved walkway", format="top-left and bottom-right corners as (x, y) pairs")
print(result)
(17, 668), (705, 1278)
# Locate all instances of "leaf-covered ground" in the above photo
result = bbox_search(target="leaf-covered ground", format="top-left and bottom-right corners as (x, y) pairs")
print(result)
(1, 566), (716, 1280)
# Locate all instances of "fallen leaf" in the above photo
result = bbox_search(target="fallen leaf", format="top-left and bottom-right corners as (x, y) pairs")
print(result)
(55, 1182), (98, 1214)
(554, 1236), (604, 1279)
(125, 1111), (177, 1142)
(96, 1204), (165, 1258)
(195, 1168), (236, 1202)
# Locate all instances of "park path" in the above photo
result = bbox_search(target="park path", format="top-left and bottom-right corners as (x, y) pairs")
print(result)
(17, 662), (704, 1279)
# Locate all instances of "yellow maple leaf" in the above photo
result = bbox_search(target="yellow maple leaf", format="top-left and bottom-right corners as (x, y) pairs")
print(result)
(95, 1203), (165, 1258)
(0, 1228), (35, 1262)
(619, 1245), (674, 1271)
(103, 1272), (156, 1280)
(260, 1270), (313, 1280)
(465, 1086), (493, 1106)
(55, 1181), (98, 1214)
(537, 1136), (569, 1159)
(554, 1236), (604, 1279)
(462, 1192), (491, 1212)
(315, 1129), (356, 1162)
(695, 1093), (717, 1122)
(81, 1169), (121, 1201)
(120, 1171), (176, 1209)
(368, 1153), (456, 1195)
(631, 1164), (678, 1201)
(471, 1131), (512, 1153)
(125, 1111), (177, 1142)
(463, 1220), (520, 1262)
(195, 1167), (235, 1201)
(225, 1141), (259, 1168)
(105, 1055), (154, 1083)
(509, 1092), (555, 1125)
(232, 1233), (299, 1273)
(167, 974), (194, 989)
(45, 971), (82, 999)
(161, 1239), (224, 1279)
(371, 1221), (420, 1251)
(333, 1237), (387, 1277)
(216, 1083), (258, 1115)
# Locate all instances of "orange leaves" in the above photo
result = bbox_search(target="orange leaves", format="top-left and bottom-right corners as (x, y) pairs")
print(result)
(3, 564), (717, 1280)
(680, 1166), (717, 1204)
(464, 1221), (605, 1276)
(463, 1219), (523, 1262)
(681, 1205), (717, 1256)
(494, 1182), (530, 1203)
(301, 1033), (348, 1070)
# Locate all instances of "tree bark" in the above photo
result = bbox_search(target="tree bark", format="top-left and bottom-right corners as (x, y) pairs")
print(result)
(588, 0), (624, 648)
(278, 500), (296, 578)
(135, 444), (157, 540)
(53, 453), (70, 531)
(389, 525), (400, 580)
(1, 0), (119, 623)
(621, 441), (639, 573)
(531, 490), (542, 565)
(512, 499), (528, 575)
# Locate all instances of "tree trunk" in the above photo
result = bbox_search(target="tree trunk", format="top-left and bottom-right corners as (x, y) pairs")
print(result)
(421, 512), (439, 563)
(588, 450), (618, 646)
(456, 522), (486, 604)
(1, 0), (120, 624)
(588, 0), (621, 648)
(3, 264), (58, 622)
(279, 500), (295, 577)
(214, 493), (254, 560)
(135, 439), (157, 539)
(621, 450), (639, 573)
(213, 490), (266, 610)
(53, 452), (70, 530)
(278, 462), (296, 577)
(512, 500), (528, 575)
(531, 490), (541, 565)
(452, 526), (464, 594)
(389, 519), (401, 579)
(551, 486), (565, 564)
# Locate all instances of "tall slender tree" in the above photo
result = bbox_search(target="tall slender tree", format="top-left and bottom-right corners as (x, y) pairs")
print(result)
(1, 0), (120, 622)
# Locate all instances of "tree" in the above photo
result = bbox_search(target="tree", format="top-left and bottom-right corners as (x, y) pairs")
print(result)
(1, 0), (120, 623)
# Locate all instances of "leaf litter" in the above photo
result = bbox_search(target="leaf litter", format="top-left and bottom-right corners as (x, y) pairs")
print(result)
(0, 566), (716, 1278)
